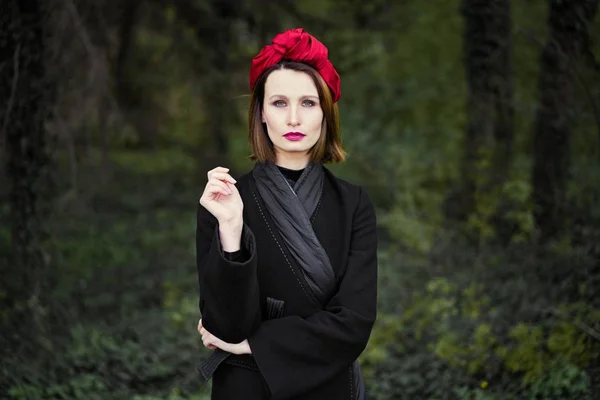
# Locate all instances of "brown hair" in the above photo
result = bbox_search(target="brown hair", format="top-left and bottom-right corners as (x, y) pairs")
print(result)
(248, 61), (346, 164)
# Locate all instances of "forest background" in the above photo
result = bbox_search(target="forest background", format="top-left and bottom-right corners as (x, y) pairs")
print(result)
(1, 0), (600, 399)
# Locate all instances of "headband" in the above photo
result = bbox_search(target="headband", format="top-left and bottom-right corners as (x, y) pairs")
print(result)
(249, 28), (341, 103)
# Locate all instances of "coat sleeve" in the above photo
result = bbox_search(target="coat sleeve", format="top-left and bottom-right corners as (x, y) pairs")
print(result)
(196, 203), (261, 343)
(247, 186), (378, 399)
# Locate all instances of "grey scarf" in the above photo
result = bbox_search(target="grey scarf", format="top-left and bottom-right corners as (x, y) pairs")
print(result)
(252, 161), (335, 306)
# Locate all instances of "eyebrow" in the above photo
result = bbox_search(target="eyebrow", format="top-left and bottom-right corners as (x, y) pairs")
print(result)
(268, 94), (319, 100)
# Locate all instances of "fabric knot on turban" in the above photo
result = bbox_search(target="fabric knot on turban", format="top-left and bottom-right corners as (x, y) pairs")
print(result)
(249, 28), (341, 102)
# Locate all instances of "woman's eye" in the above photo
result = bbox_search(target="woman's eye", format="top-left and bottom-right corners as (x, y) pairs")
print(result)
(273, 100), (286, 107)
(303, 100), (315, 107)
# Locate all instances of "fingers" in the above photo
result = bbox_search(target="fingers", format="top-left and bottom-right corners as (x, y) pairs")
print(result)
(209, 172), (237, 184)
(202, 331), (216, 348)
(207, 178), (232, 196)
(198, 320), (216, 350)
(197, 317), (238, 353)
(208, 166), (229, 177)
(198, 319), (208, 336)
(200, 328), (226, 352)
(207, 168), (237, 185)
(204, 334), (225, 351)
(200, 168), (240, 208)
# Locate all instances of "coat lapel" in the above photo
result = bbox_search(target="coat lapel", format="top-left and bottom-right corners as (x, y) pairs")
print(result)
(238, 169), (353, 316)
(245, 176), (323, 313)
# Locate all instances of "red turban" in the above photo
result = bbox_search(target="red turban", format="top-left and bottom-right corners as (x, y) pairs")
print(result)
(249, 28), (341, 103)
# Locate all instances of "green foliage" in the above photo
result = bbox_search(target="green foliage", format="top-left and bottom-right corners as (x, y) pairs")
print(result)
(500, 177), (534, 242)
(3, 146), (210, 399)
(453, 386), (503, 400)
(361, 240), (599, 399)
(528, 361), (590, 400)
(360, 314), (405, 381)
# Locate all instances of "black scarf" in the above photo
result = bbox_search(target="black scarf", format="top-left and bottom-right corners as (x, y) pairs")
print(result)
(252, 160), (335, 306)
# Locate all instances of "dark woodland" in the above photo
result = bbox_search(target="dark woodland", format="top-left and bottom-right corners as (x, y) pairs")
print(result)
(1, 0), (599, 398)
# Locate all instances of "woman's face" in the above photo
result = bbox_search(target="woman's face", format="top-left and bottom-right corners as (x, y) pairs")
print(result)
(262, 69), (324, 164)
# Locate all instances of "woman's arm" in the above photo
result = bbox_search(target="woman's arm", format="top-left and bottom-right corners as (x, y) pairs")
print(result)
(196, 203), (262, 343)
(247, 186), (378, 399)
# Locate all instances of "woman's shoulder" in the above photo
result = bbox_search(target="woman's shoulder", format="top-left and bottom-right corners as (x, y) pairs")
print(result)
(323, 169), (377, 229)
(322, 167), (374, 212)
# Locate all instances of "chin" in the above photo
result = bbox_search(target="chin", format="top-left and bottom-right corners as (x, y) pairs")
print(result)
(275, 143), (313, 154)
(280, 148), (311, 155)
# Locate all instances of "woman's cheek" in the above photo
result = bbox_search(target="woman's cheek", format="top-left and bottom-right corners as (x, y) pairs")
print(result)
(311, 115), (324, 135)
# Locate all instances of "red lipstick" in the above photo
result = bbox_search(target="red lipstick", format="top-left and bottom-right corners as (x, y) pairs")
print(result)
(283, 132), (305, 141)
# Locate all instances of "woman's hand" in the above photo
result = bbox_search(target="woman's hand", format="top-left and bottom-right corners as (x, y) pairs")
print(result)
(197, 319), (252, 355)
(199, 167), (243, 226)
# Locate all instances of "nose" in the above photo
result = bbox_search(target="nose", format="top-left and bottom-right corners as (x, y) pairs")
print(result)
(287, 105), (300, 127)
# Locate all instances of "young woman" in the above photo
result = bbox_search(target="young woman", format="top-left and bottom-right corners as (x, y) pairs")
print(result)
(195, 28), (378, 400)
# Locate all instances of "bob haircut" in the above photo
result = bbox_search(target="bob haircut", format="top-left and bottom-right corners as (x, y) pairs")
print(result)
(248, 60), (346, 164)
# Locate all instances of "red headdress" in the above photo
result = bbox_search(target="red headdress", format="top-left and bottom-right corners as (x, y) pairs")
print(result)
(249, 28), (341, 103)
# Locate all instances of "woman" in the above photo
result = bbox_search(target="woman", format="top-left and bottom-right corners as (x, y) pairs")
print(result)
(195, 28), (378, 400)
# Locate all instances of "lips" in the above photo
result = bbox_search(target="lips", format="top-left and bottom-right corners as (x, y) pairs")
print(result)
(283, 132), (305, 141)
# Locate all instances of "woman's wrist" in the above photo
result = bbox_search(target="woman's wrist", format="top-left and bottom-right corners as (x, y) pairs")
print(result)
(219, 216), (243, 252)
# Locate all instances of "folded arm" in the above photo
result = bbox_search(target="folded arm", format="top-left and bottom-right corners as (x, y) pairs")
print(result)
(196, 204), (261, 343)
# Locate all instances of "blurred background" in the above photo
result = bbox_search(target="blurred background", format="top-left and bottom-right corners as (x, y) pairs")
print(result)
(1, 0), (600, 399)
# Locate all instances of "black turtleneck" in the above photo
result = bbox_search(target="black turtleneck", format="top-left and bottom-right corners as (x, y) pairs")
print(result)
(277, 165), (305, 184)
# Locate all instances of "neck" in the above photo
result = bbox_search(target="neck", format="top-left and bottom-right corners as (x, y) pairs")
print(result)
(275, 152), (310, 170)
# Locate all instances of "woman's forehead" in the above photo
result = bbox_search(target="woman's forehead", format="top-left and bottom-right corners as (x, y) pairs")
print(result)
(264, 69), (319, 97)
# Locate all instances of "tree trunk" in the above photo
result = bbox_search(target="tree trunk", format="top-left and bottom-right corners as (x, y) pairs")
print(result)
(446, 0), (514, 239)
(113, 0), (141, 138)
(1, 0), (52, 340)
(204, 0), (239, 162)
(531, 0), (598, 243)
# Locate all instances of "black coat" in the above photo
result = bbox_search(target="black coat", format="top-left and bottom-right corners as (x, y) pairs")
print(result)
(196, 166), (378, 400)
